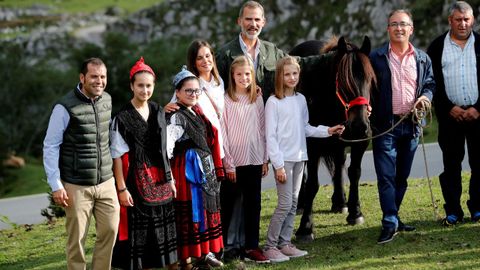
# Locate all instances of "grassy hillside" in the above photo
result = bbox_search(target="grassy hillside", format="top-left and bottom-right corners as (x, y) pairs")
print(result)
(0, 0), (161, 14)
(1, 173), (478, 269)
(0, 158), (48, 198)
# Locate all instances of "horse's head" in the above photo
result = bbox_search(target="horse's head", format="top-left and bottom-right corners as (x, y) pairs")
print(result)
(330, 36), (376, 141)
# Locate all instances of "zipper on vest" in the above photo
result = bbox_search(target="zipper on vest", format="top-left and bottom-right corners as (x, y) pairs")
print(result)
(92, 100), (102, 185)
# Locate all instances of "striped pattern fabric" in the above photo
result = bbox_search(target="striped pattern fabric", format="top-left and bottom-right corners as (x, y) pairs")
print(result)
(389, 43), (417, 115)
(221, 94), (267, 173)
(442, 32), (479, 107)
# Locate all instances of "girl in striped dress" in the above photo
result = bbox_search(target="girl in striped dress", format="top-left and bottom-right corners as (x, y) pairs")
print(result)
(220, 55), (270, 263)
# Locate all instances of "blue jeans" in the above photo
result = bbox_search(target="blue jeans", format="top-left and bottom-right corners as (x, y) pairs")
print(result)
(373, 121), (418, 229)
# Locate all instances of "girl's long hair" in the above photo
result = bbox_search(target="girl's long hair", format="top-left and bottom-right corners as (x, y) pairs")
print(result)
(274, 56), (300, 99)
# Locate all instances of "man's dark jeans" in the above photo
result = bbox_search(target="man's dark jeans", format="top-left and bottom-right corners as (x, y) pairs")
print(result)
(373, 120), (418, 229)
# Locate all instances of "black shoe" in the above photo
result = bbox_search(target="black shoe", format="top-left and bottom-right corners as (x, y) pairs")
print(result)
(471, 212), (480, 222)
(441, 214), (463, 227)
(377, 227), (398, 244)
(398, 221), (416, 232)
(223, 248), (241, 262)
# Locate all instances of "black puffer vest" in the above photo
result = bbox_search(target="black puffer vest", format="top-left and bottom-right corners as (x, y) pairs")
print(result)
(57, 88), (113, 186)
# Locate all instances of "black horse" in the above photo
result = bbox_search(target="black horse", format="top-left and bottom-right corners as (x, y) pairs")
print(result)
(290, 36), (376, 240)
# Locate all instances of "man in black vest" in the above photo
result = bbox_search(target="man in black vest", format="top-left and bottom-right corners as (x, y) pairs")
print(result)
(43, 58), (120, 270)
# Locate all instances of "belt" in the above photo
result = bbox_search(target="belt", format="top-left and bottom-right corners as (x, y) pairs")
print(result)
(460, 105), (472, 110)
(393, 113), (411, 121)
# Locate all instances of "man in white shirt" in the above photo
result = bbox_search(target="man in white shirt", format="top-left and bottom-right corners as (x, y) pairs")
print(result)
(43, 58), (119, 270)
(427, 1), (480, 226)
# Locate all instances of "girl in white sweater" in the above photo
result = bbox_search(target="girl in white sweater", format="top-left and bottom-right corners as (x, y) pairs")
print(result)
(263, 56), (344, 263)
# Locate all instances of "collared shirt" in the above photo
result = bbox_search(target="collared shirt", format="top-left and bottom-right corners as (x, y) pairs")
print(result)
(388, 43), (417, 115)
(43, 84), (89, 191)
(442, 31), (479, 106)
(238, 33), (261, 69)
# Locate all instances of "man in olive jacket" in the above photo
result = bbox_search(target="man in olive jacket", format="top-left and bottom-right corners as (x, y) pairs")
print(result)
(216, 1), (284, 102)
(43, 58), (120, 270)
(216, 0), (326, 102)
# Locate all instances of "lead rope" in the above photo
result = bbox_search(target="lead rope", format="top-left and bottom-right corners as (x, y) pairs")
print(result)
(339, 99), (440, 220)
(411, 99), (440, 220)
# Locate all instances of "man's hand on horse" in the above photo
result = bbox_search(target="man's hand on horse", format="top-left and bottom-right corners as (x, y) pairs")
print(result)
(367, 104), (372, 117)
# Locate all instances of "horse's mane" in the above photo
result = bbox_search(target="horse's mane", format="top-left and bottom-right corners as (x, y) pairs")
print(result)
(323, 36), (377, 99)
(320, 36), (339, 54)
(337, 53), (377, 99)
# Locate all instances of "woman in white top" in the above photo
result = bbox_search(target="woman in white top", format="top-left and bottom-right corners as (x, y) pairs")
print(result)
(166, 40), (225, 158)
(263, 56), (344, 263)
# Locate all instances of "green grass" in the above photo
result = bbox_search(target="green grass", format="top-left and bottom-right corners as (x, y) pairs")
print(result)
(1, 173), (478, 269)
(0, 0), (161, 14)
(0, 158), (49, 198)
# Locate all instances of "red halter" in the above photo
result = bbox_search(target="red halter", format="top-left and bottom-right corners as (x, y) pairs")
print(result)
(336, 79), (370, 120)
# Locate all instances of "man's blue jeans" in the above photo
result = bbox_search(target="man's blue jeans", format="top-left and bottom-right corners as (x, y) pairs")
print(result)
(373, 121), (419, 229)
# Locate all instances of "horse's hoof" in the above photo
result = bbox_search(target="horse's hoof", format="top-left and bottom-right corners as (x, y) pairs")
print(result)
(331, 206), (348, 214)
(295, 233), (314, 243)
(347, 215), (365, 225)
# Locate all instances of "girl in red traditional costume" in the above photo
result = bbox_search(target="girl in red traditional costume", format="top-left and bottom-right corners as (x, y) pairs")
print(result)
(110, 57), (178, 270)
(166, 67), (224, 270)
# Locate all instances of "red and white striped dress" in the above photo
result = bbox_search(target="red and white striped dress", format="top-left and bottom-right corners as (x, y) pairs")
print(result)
(220, 94), (268, 173)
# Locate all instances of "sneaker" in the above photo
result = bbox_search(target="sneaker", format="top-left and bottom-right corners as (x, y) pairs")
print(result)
(244, 248), (270, 264)
(472, 212), (480, 222)
(263, 247), (290, 263)
(398, 221), (416, 232)
(204, 252), (224, 268)
(377, 227), (398, 244)
(279, 244), (308, 258)
(442, 214), (461, 226)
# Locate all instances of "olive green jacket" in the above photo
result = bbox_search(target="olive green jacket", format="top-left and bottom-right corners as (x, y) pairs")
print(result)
(216, 36), (332, 102)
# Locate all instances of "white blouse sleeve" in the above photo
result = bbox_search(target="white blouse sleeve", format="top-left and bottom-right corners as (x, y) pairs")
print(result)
(301, 95), (331, 138)
(166, 114), (186, 159)
(110, 117), (129, 159)
(265, 97), (284, 169)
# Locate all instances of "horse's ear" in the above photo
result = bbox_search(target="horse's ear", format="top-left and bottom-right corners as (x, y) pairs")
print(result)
(338, 36), (348, 54)
(360, 36), (371, 55)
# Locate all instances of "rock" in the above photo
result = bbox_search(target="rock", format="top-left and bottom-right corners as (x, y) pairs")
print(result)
(3, 155), (25, 169)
